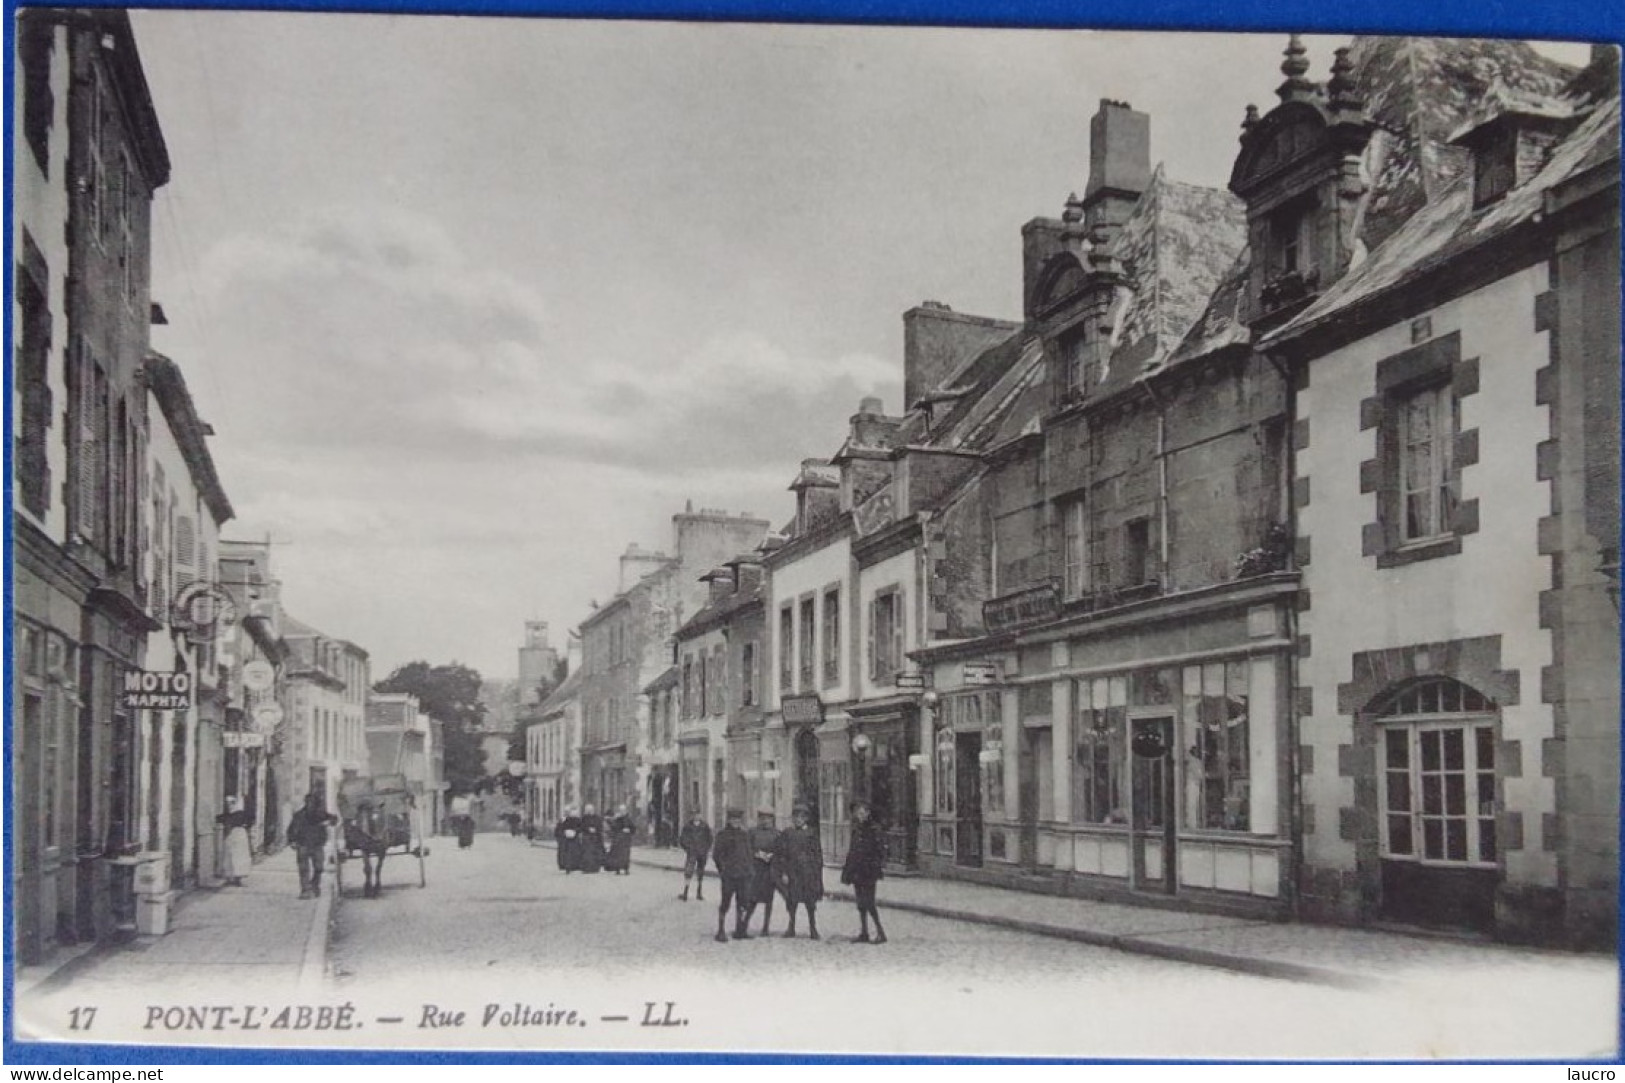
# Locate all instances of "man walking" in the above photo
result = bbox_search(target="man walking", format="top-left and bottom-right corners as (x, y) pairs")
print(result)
(678, 809), (713, 902)
(772, 803), (824, 939)
(288, 790), (338, 900)
(840, 798), (887, 944)
(746, 807), (782, 936)
(710, 808), (754, 942)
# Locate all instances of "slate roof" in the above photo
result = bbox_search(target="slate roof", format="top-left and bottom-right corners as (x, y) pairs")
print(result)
(1348, 36), (1577, 251)
(1266, 93), (1619, 348)
(536, 668), (581, 715)
(1101, 168), (1248, 394)
(675, 577), (765, 639)
(1170, 35), (1591, 367)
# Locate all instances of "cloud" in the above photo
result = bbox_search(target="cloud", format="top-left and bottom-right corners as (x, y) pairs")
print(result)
(196, 208), (902, 482)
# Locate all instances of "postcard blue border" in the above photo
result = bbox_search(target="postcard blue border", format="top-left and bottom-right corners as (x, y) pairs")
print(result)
(4, 0), (1622, 1066)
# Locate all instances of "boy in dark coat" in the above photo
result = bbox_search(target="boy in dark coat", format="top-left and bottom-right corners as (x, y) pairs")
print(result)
(678, 810), (713, 901)
(710, 808), (755, 942)
(746, 808), (782, 936)
(771, 804), (824, 939)
(840, 798), (888, 944)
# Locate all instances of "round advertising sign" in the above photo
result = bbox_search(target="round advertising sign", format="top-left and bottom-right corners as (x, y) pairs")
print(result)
(241, 660), (275, 692)
(253, 703), (285, 730)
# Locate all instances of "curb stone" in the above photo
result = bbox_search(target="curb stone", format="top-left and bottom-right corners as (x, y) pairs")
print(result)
(613, 845), (1382, 990)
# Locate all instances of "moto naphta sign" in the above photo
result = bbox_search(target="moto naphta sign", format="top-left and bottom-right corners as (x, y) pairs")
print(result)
(120, 670), (193, 710)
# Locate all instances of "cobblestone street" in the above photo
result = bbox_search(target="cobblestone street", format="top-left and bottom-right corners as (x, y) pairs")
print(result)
(326, 834), (1619, 1059)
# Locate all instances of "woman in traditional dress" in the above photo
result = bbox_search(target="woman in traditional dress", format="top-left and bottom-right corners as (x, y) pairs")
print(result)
(578, 804), (605, 873)
(604, 804), (635, 875)
(555, 807), (584, 872)
(215, 796), (255, 887)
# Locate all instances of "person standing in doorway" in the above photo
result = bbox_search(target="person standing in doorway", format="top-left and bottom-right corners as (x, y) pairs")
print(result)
(745, 808), (781, 936)
(711, 808), (754, 942)
(772, 803), (824, 939)
(216, 796), (255, 887)
(287, 790), (338, 900)
(840, 798), (887, 944)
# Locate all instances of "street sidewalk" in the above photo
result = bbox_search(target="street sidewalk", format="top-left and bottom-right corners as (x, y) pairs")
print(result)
(570, 841), (1604, 990)
(20, 845), (332, 1001)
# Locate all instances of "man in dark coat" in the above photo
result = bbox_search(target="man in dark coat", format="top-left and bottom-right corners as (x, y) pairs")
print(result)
(678, 810), (713, 902)
(578, 804), (605, 873)
(604, 804), (635, 874)
(710, 808), (755, 942)
(287, 790), (338, 900)
(554, 808), (584, 872)
(745, 808), (782, 936)
(771, 804), (824, 939)
(840, 798), (887, 944)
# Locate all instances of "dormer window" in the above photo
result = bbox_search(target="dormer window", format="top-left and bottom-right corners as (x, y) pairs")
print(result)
(1471, 128), (1518, 207)
(1060, 327), (1096, 400)
(1270, 201), (1314, 278)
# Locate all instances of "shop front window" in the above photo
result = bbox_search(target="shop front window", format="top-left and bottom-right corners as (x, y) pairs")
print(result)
(1182, 662), (1250, 831)
(1072, 676), (1127, 824)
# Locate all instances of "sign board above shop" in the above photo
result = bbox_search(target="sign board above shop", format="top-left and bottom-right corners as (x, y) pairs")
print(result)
(120, 670), (193, 710)
(780, 694), (824, 726)
(962, 662), (1000, 686)
(894, 672), (925, 690)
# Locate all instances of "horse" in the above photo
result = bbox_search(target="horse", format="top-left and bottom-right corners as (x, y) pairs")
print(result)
(344, 802), (393, 899)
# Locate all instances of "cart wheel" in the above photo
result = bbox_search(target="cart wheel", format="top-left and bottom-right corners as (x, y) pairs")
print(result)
(417, 849), (427, 887)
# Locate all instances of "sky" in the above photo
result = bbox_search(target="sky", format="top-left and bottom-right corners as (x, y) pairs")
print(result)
(126, 11), (1593, 680)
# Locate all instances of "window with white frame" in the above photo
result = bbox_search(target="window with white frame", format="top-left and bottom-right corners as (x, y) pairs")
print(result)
(778, 604), (793, 692)
(798, 596), (815, 691)
(1061, 499), (1089, 598)
(868, 587), (904, 684)
(822, 586), (840, 686)
(1377, 678), (1497, 866)
(1398, 383), (1460, 544)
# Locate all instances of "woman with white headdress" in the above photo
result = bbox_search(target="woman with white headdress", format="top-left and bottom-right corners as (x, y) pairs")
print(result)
(216, 796), (255, 887)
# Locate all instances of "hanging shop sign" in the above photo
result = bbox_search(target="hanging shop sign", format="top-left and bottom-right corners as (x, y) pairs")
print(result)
(241, 660), (276, 692)
(120, 670), (193, 710)
(252, 703), (285, 731)
(894, 671), (925, 690)
(223, 731), (266, 749)
(171, 581), (239, 642)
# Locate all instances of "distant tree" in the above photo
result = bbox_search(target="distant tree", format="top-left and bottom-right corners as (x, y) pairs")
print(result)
(375, 661), (488, 796)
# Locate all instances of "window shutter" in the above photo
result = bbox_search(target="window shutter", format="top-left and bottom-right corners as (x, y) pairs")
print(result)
(891, 596), (905, 680)
(175, 513), (196, 571)
(867, 597), (877, 681)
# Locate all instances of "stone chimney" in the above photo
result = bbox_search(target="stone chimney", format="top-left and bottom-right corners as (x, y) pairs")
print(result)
(835, 398), (904, 512)
(619, 542), (670, 592)
(790, 458), (841, 536)
(1082, 99), (1151, 243)
(902, 302), (1021, 410)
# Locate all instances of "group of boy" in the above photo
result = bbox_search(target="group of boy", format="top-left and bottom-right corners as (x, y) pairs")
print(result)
(677, 798), (888, 945)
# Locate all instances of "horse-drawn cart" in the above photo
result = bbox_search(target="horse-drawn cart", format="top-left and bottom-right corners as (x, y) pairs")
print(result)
(336, 775), (428, 897)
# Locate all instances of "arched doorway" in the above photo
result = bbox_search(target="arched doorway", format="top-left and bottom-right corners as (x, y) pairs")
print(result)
(1370, 677), (1499, 932)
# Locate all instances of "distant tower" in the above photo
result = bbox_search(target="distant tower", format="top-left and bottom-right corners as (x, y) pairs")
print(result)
(518, 621), (560, 706)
